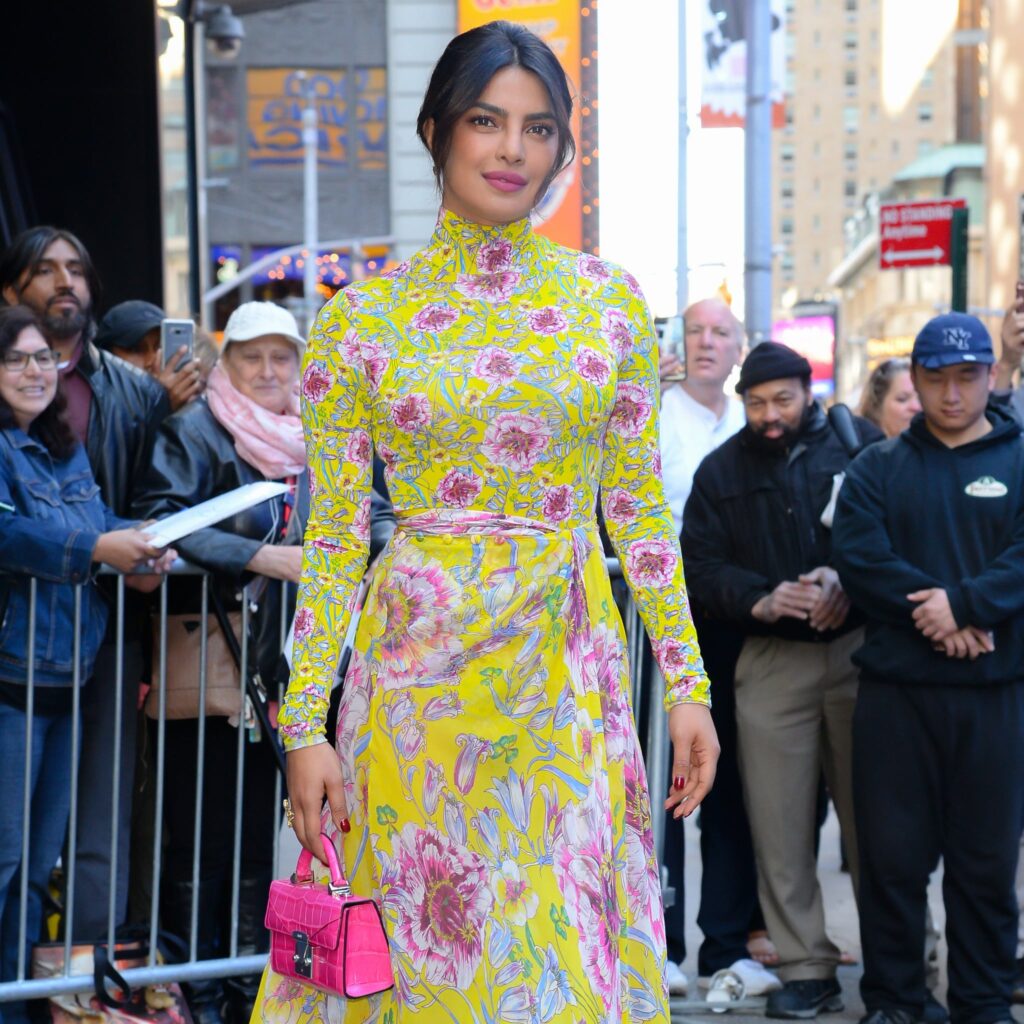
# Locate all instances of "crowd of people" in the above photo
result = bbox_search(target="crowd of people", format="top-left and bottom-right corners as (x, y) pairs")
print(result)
(0, 18), (1023, 1024)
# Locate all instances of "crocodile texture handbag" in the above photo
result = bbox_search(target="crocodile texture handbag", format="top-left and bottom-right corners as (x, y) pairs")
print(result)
(265, 833), (393, 998)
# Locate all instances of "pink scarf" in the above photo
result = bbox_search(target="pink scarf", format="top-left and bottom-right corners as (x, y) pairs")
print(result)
(205, 363), (306, 479)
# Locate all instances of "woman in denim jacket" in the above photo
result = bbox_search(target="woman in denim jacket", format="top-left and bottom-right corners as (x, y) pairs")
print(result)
(0, 306), (174, 1019)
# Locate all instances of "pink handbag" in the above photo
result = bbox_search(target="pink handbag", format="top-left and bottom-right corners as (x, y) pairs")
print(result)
(265, 832), (393, 998)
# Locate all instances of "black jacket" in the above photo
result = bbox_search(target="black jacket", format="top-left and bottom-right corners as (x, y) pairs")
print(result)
(833, 406), (1024, 686)
(682, 403), (882, 641)
(77, 339), (170, 518)
(133, 400), (395, 683)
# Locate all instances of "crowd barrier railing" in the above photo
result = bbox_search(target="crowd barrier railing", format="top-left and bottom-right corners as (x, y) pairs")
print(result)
(0, 557), (674, 1005)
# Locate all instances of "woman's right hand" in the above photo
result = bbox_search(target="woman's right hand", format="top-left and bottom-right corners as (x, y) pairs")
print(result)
(287, 741), (349, 865)
(93, 527), (169, 574)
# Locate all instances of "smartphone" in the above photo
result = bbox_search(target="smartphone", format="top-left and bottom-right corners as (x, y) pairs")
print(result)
(658, 315), (687, 382)
(160, 318), (195, 372)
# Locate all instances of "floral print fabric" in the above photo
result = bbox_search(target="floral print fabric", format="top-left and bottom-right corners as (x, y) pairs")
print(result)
(258, 210), (709, 1023)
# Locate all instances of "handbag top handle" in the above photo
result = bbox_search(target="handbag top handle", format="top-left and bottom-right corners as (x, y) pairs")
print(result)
(292, 833), (351, 897)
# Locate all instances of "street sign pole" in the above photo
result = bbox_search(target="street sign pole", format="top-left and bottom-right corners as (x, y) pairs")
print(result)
(950, 206), (968, 312)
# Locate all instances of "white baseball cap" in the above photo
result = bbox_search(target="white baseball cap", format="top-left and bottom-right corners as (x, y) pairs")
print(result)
(222, 301), (306, 351)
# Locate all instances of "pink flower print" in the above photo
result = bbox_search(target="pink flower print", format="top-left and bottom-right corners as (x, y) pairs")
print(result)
(390, 393), (432, 432)
(422, 689), (465, 719)
(385, 690), (416, 729)
(472, 346), (519, 386)
(395, 718), (426, 761)
(454, 734), (492, 795)
(377, 550), (463, 687)
(490, 861), (539, 926)
(377, 443), (397, 470)
(422, 759), (445, 815)
(481, 412), (552, 472)
(542, 484), (575, 523)
(345, 429), (371, 468)
(352, 497), (371, 542)
(311, 537), (342, 554)
(609, 381), (651, 438)
(411, 302), (459, 333)
(292, 606), (314, 641)
(578, 253), (612, 282)
(390, 825), (493, 989)
(478, 237), (514, 272)
(436, 469), (482, 509)
(652, 449), (663, 477)
(626, 538), (678, 588)
(623, 270), (642, 295)
(601, 308), (633, 360)
(300, 364), (332, 403)
(604, 488), (638, 524)
(574, 345), (611, 386)
(652, 636), (696, 677)
(526, 305), (568, 335)
(359, 341), (390, 391)
(456, 271), (520, 303)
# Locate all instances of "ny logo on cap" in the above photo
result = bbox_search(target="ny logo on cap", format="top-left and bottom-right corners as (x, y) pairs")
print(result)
(942, 327), (971, 350)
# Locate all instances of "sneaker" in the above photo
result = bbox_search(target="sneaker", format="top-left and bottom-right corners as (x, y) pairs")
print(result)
(707, 969), (745, 1014)
(766, 979), (843, 1020)
(665, 960), (688, 996)
(859, 1012), (916, 1024)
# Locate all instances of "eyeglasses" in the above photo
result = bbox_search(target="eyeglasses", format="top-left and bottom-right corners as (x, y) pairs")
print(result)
(2, 349), (59, 372)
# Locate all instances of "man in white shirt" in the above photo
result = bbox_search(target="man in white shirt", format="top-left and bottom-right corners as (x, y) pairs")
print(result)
(660, 298), (747, 533)
(660, 299), (780, 1000)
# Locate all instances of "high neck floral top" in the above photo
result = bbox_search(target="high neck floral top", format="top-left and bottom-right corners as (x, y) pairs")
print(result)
(279, 208), (710, 750)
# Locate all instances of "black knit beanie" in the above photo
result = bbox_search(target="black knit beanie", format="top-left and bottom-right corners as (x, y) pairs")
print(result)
(736, 341), (812, 394)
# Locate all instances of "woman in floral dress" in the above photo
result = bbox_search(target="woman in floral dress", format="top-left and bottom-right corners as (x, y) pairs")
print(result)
(255, 20), (720, 1024)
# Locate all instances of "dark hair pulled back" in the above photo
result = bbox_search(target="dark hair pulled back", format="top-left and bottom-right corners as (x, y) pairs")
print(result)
(416, 21), (576, 200)
(0, 305), (77, 460)
(858, 356), (912, 428)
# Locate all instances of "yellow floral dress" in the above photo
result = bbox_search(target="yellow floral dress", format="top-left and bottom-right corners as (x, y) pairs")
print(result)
(255, 209), (710, 1024)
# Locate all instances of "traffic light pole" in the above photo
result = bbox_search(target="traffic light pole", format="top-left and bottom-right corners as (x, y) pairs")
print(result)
(950, 205), (968, 313)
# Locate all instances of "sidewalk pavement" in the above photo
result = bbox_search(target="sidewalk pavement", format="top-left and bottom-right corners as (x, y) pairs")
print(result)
(669, 804), (1024, 1024)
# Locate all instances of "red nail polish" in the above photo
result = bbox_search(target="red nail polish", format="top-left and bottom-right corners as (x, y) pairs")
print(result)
(339, 818), (351, 834)
(674, 776), (686, 791)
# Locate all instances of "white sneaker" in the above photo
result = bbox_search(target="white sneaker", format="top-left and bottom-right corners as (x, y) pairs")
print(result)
(724, 957), (782, 996)
(665, 960), (688, 996)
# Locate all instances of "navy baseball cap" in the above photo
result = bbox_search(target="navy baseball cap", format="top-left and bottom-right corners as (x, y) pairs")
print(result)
(911, 312), (995, 369)
(94, 300), (165, 351)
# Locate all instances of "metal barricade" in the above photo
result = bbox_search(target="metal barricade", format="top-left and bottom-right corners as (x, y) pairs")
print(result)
(0, 564), (289, 1004)
(0, 556), (674, 1006)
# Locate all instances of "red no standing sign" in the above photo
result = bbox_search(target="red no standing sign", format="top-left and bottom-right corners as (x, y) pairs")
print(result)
(878, 198), (967, 270)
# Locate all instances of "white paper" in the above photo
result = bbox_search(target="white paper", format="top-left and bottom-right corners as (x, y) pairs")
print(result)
(143, 482), (289, 548)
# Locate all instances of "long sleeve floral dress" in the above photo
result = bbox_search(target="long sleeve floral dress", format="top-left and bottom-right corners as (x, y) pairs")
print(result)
(254, 209), (710, 1024)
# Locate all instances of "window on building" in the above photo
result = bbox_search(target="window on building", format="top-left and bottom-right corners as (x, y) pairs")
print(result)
(918, 139), (935, 156)
(781, 217), (794, 235)
(843, 105), (859, 132)
(813, 103), (821, 122)
(781, 180), (795, 200)
(813, 250), (822, 266)
(844, 31), (858, 52)
(845, 68), (857, 88)
(813, 213), (821, 230)
(918, 102), (933, 122)
(891, 138), (900, 156)
(922, 67), (934, 87)
(844, 142), (857, 162)
(813, 29), (821, 46)
(781, 143), (795, 166)
(844, 180), (857, 198)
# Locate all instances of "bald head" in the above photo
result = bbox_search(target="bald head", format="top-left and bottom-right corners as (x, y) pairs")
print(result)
(682, 297), (744, 387)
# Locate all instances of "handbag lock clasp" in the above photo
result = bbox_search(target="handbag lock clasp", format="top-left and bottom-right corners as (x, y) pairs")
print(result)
(291, 931), (312, 978)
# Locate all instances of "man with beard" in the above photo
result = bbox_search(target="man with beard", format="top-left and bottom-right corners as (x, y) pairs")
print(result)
(682, 341), (882, 1019)
(0, 227), (168, 942)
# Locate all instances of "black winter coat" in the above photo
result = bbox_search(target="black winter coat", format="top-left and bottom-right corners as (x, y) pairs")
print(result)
(833, 406), (1024, 686)
(682, 403), (883, 642)
(77, 340), (170, 517)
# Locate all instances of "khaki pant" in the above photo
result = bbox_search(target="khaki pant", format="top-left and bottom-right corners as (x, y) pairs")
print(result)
(734, 629), (862, 981)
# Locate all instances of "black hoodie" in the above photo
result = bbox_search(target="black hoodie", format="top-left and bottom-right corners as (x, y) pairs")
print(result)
(833, 405), (1024, 686)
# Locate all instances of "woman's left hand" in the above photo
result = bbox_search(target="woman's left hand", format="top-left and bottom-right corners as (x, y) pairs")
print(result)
(664, 702), (720, 819)
(124, 547), (179, 592)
